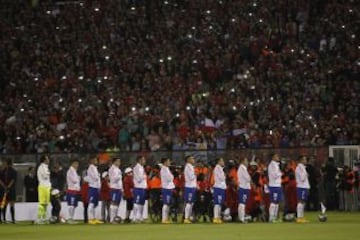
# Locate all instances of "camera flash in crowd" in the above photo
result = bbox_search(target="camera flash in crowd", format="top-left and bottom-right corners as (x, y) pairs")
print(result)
(46, 10), (51, 14)
(20, 108), (24, 112)
(232, 106), (237, 110)
(94, 8), (99, 12)
(192, 26), (196, 30)
(176, 113), (180, 117)
(79, 2), (84, 7)
(131, 7), (136, 11)
(314, 124), (317, 128)
(102, 45), (107, 50)
(164, 1), (169, 5)
(253, 2), (257, 7)
(167, 56), (172, 61)
(351, 34), (355, 39)
(193, 60), (198, 64)
(104, 76), (108, 80)
(250, 101), (254, 106)
(59, 135), (65, 140)
(78, 76), (84, 80)
(105, 56), (110, 60)
(131, 107), (136, 112)
(188, 34), (193, 39)
(97, 79), (102, 83)
(145, 107), (150, 112)
(291, 49), (295, 53)
(110, 98), (114, 102)
(78, 98), (82, 103)
(269, 130), (273, 135)
(59, 98), (63, 103)
(159, 59), (164, 63)
(248, 12), (253, 17)
(34, 77), (38, 81)
(231, 18), (236, 22)
(186, 106), (191, 111)
(349, 9), (353, 13)
(259, 19), (263, 23)
(23, 94), (27, 98)
(341, 25), (345, 29)
(209, 26), (213, 30)
(61, 75), (67, 80)
(250, 85), (255, 89)
(231, 88), (235, 93)
(16, 136), (21, 140)
(62, 107), (66, 112)
(206, 10), (211, 14)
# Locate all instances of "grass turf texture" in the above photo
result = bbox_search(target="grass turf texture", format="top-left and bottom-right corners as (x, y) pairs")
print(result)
(1, 212), (359, 240)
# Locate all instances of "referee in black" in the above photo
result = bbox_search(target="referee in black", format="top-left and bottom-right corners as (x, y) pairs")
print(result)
(0, 158), (17, 223)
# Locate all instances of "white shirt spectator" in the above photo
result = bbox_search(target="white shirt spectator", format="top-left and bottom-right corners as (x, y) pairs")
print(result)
(237, 164), (251, 189)
(160, 165), (175, 190)
(295, 163), (310, 189)
(86, 164), (101, 189)
(66, 166), (80, 191)
(133, 163), (147, 189)
(37, 163), (51, 187)
(184, 163), (197, 188)
(109, 164), (123, 190)
(213, 164), (226, 189)
(268, 160), (282, 187)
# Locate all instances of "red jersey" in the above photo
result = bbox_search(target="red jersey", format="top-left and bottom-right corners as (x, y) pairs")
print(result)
(123, 175), (134, 199)
(100, 179), (110, 201)
(81, 182), (89, 204)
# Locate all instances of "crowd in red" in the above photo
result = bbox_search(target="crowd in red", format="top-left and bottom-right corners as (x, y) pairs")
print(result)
(0, 0), (358, 154)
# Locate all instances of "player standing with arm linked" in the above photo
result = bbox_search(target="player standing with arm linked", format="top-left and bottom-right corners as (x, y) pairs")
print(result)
(184, 155), (197, 224)
(109, 158), (123, 223)
(86, 156), (103, 225)
(160, 158), (175, 224)
(268, 153), (283, 223)
(213, 158), (226, 224)
(36, 155), (51, 224)
(132, 156), (147, 223)
(66, 159), (81, 224)
(237, 157), (251, 223)
(295, 156), (310, 223)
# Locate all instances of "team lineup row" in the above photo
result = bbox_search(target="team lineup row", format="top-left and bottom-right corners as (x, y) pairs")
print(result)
(32, 153), (325, 225)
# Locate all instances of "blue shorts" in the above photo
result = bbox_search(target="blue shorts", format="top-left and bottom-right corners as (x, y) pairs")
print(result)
(297, 188), (309, 202)
(213, 187), (226, 205)
(133, 188), (146, 205)
(238, 188), (250, 204)
(162, 189), (173, 205)
(184, 187), (197, 203)
(110, 189), (122, 205)
(88, 187), (100, 207)
(66, 193), (79, 207)
(269, 187), (283, 204)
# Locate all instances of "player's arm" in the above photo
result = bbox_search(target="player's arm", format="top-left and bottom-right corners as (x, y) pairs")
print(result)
(88, 166), (99, 182)
(133, 166), (145, 183)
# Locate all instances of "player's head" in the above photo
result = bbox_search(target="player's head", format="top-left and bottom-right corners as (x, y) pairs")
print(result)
(240, 157), (249, 167)
(298, 155), (307, 164)
(161, 157), (171, 167)
(89, 155), (98, 165)
(112, 158), (121, 167)
(216, 157), (224, 167)
(185, 155), (195, 165)
(70, 159), (80, 170)
(40, 155), (50, 165)
(136, 155), (146, 166)
(271, 153), (280, 162)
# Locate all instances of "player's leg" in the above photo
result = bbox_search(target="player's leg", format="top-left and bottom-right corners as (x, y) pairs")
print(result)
(161, 189), (172, 223)
(238, 188), (249, 223)
(125, 198), (133, 222)
(296, 188), (309, 223)
(213, 188), (223, 223)
(132, 188), (140, 222)
(88, 187), (98, 224)
(109, 190), (120, 223)
(269, 187), (281, 222)
(184, 188), (195, 223)
(67, 193), (78, 223)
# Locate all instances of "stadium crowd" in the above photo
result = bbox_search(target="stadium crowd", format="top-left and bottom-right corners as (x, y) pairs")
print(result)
(0, 0), (359, 154)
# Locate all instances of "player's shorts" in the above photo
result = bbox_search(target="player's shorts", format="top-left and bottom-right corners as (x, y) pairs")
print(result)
(238, 188), (250, 204)
(161, 188), (173, 205)
(66, 191), (79, 207)
(269, 186), (283, 204)
(213, 187), (226, 205)
(110, 189), (122, 205)
(88, 187), (100, 207)
(38, 185), (51, 205)
(184, 187), (197, 203)
(133, 188), (146, 205)
(297, 188), (309, 202)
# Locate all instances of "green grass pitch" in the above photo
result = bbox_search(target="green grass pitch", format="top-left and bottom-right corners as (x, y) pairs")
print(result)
(1, 212), (359, 240)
